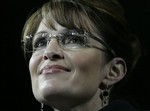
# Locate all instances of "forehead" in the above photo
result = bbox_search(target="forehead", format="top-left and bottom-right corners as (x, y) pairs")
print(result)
(36, 18), (102, 39)
(36, 18), (67, 35)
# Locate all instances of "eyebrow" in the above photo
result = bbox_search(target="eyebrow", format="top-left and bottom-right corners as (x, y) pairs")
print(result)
(35, 28), (69, 36)
(34, 31), (49, 36)
(32, 31), (49, 42)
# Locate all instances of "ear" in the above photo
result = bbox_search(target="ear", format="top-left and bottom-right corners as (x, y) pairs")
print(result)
(102, 57), (127, 86)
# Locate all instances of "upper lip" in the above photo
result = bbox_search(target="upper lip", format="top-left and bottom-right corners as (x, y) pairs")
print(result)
(40, 64), (71, 74)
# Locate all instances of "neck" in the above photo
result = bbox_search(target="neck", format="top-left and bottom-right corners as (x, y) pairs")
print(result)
(54, 89), (103, 111)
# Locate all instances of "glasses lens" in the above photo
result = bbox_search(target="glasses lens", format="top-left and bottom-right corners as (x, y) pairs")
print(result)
(24, 29), (115, 57)
(60, 29), (86, 49)
(32, 33), (49, 51)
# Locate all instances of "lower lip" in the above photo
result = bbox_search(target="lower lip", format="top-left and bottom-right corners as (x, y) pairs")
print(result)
(41, 68), (66, 74)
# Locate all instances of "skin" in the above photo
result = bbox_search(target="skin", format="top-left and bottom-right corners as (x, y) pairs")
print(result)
(29, 18), (126, 111)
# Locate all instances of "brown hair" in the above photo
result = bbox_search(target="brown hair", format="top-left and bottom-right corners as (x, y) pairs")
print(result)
(21, 0), (141, 74)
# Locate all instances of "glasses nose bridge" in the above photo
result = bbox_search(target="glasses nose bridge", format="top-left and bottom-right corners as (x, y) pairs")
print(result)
(46, 34), (62, 50)
(47, 34), (59, 45)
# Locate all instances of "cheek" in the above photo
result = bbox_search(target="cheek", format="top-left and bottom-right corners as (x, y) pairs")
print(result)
(29, 54), (43, 94)
(67, 50), (106, 87)
(69, 50), (104, 72)
(65, 50), (106, 99)
(29, 54), (42, 78)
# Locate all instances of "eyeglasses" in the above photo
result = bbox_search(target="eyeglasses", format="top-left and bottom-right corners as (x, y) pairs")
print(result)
(23, 29), (116, 57)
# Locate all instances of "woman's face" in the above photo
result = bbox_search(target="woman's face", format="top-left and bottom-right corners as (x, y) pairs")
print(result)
(29, 19), (108, 106)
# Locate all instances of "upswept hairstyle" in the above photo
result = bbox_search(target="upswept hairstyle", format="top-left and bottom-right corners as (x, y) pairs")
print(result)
(21, 0), (141, 74)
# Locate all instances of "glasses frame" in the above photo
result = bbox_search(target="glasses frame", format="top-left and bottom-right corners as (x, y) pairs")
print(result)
(22, 29), (116, 57)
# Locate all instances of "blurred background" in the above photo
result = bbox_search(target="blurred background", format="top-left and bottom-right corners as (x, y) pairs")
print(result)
(1, 0), (150, 110)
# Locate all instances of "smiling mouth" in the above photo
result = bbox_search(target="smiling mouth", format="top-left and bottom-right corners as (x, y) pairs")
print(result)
(40, 65), (71, 75)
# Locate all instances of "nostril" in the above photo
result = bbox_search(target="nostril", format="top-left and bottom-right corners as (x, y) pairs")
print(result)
(43, 52), (64, 61)
(50, 54), (64, 60)
(53, 55), (61, 59)
(44, 55), (48, 60)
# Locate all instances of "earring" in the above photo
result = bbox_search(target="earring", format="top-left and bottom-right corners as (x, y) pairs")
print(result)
(102, 86), (109, 106)
(100, 83), (109, 107)
(41, 103), (44, 111)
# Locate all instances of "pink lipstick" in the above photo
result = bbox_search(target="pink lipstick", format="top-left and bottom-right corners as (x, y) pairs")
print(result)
(40, 65), (70, 74)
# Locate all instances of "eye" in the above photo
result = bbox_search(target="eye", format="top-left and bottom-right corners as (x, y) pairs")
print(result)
(33, 37), (48, 51)
(62, 34), (86, 48)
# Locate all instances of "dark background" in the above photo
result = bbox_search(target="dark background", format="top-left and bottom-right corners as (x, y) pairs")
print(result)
(1, 0), (150, 111)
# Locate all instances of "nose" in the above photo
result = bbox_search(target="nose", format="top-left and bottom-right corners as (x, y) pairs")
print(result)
(43, 39), (64, 61)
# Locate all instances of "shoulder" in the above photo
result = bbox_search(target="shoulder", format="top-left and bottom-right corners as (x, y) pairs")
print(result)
(100, 100), (140, 111)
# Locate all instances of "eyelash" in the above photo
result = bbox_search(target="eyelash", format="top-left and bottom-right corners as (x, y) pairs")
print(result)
(32, 33), (87, 50)
(33, 37), (47, 49)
